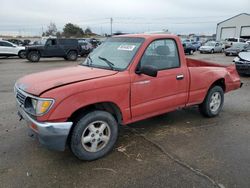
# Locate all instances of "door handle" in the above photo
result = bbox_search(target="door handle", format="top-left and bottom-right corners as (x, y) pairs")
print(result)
(176, 74), (184, 80)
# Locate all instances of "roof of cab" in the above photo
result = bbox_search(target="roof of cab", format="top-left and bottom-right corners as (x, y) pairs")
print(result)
(113, 33), (178, 40)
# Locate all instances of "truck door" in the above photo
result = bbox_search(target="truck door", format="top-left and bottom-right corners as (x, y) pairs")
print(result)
(44, 39), (63, 57)
(131, 39), (189, 119)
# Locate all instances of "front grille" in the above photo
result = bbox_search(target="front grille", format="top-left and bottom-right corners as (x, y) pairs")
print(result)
(16, 88), (26, 105)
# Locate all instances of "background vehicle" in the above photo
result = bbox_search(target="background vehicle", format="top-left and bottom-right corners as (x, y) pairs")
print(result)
(26, 38), (81, 62)
(87, 38), (101, 48)
(15, 34), (241, 161)
(192, 41), (202, 50)
(6, 39), (24, 46)
(78, 39), (93, 56)
(224, 43), (250, 56)
(182, 41), (196, 55)
(199, 41), (224, 53)
(0, 40), (26, 58)
(233, 52), (250, 75)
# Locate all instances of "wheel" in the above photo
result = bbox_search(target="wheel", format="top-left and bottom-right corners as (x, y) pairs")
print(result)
(67, 51), (78, 61)
(70, 111), (118, 161)
(225, 53), (229, 56)
(200, 51), (203, 54)
(189, 50), (194, 55)
(18, 50), (26, 59)
(211, 49), (214, 54)
(27, 51), (40, 62)
(63, 57), (68, 60)
(199, 86), (224, 117)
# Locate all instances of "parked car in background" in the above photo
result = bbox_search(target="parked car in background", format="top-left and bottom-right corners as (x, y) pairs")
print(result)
(26, 38), (81, 62)
(220, 40), (232, 49)
(224, 43), (250, 56)
(199, 41), (224, 53)
(233, 51), (250, 75)
(7, 39), (24, 46)
(0, 40), (26, 58)
(78, 39), (93, 56)
(182, 41), (196, 55)
(86, 38), (101, 48)
(15, 34), (241, 160)
(192, 41), (202, 50)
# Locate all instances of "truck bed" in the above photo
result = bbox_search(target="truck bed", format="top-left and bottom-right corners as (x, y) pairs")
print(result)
(185, 57), (241, 106)
(186, 57), (230, 68)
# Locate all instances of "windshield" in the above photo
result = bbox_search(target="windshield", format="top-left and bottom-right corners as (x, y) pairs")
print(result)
(82, 37), (144, 70)
(205, 42), (215, 46)
(232, 43), (248, 49)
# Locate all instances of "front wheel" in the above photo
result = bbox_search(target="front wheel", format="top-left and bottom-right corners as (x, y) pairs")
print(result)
(27, 51), (40, 62)
(189, 50), (194, 55)
(70, 111), (118, 161)
(199, 86), (224, 117)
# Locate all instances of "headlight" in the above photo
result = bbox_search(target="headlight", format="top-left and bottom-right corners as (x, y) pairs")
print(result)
(28, 98), (54, 116)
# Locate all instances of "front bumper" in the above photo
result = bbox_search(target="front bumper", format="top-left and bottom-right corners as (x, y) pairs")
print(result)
(199, 48), (212, 52)
(235, 63), (250, 74)
(17, 104), (73, 151)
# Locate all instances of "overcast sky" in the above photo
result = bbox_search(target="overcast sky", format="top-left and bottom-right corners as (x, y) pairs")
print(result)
(1, 0), (249, 36)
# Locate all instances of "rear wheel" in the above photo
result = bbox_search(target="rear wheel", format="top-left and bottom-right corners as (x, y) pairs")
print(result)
(27, 51), (40, 62)
(199, 86), (224, 117)
(211, 49), (214, 54)
(67, 51), (78, 61)
(189, 50), (194, 55)
(18, 50), (26, 59)
(70, 111), (118, 161)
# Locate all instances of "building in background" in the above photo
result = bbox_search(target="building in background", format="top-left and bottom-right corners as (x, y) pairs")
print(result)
(216, 13), (250, 41)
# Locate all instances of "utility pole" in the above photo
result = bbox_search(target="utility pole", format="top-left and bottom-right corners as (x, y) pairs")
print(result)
(110, 17), (113, 36)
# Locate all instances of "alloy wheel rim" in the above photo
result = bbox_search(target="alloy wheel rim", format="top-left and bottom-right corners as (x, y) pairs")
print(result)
(209, 92), (221, 112)
(81, 121), (111, 152)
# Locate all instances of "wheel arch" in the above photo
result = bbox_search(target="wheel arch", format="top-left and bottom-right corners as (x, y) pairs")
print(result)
(68, 102), (123, 125)
(209, 78), (226, 92)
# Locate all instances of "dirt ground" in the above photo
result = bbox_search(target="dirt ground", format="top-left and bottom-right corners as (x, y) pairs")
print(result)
(0, 53), (249, 188)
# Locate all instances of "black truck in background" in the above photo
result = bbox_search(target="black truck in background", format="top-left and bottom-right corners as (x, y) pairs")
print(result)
(26, 38), (81, 62)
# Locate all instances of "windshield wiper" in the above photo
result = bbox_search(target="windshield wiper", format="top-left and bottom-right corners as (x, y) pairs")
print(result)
(98, 56), (115, 70)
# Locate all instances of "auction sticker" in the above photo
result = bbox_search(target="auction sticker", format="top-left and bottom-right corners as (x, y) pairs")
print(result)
(118, 45), (136, 51)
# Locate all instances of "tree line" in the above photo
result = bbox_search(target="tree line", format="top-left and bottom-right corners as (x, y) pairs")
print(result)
(42, 22), (94, 38)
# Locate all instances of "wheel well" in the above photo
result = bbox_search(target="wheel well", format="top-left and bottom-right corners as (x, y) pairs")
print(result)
(67, 50), (78, 55)
(68, 102), (123, 125)
(28, 50), (40, 56)
(210, 78), (225, 92)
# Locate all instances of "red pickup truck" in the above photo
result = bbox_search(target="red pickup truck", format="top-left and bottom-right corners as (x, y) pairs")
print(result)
(15, 34), (241, 160)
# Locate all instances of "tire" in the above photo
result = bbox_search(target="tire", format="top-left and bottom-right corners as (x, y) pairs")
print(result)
(67, 51), (78, 61)
(27, 51), (40, 62)
(200, 51), (203, 54)
(199, 86), (224, 117)
(70, 110), (118, 161)
(211, 49), (214, 54)
(63, 57), (68, 60)
(18, 50), (26, 59)
(225, 53), (229, 56)
(189, 50), (194, 55)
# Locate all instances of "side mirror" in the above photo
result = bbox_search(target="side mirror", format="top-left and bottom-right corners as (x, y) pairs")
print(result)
(136, 65), (158, 77)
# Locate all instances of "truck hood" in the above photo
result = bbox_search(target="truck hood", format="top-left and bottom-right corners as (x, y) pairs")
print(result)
(16, 65), (118, 96)
(238, 52), (250, 62)
(26, 45), (44, 50)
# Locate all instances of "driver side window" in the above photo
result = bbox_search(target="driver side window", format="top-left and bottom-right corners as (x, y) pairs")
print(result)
(140, 39), (180, 70)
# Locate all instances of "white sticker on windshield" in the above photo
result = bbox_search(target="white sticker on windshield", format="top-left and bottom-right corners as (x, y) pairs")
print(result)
(117, 45), (136, 51)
